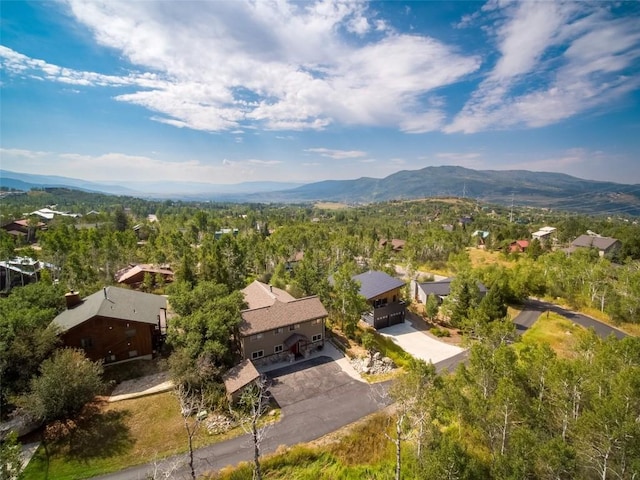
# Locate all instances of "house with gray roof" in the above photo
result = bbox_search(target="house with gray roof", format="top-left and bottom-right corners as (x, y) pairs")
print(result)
(352, 270), (406, 329)
(239, 281), (328, 365)
(569, 234), (620, 257)
(412, 277), (487, 305)
(51, 286), (167, 364)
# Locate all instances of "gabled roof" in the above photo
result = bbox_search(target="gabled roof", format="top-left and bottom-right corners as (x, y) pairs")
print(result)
(511, 240), (529, 248)
(571, 235), (619, 251)
(115, 264), (174, 283)
(242, 280), (295, 310)
(353, 270), (405, 300)
(418, 277), (487, 297)
(240, 296), (327, 336)
(223, 359), (260, 396)
(52, 286), (167, 333)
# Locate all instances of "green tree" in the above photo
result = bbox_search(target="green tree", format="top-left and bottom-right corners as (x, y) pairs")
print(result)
(330, 262), (367, 338)
(425, 294), (440, 323)
(21, 349), (104, 424)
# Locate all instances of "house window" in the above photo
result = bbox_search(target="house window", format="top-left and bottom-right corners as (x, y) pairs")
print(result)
(80, 337), (93, 349)
(312, 334), (322, 342)
(250, 333), (263, 342)
(274, 344), (283, 354)
(289, 323), (300, 331)
(251, 350), (264, 360)
(125, 328), (137, 338)
(313, 318), (323, 325)
(274, 328), (283, 335)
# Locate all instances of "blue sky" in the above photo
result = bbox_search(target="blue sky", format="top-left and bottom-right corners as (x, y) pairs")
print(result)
(1, 0), (640, 185)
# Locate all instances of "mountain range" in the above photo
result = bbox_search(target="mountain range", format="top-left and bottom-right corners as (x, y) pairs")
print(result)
(2, 167), (639, 216)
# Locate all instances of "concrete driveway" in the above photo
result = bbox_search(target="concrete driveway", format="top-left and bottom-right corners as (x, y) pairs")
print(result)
(378, 320), (464, 364)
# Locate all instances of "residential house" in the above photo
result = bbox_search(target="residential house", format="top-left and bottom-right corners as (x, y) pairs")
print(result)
(532, 226), (556, 241)
(411, 277), (487, 305)
(378, 238), (406, 252)
(30, 207), (81, 221)
(115, 263), (174, 289)
(239, 281), (328, 365)
(471, 230), (490, 247)
(568, 234), (621, 257)
(353, 270), (406, 329)
(51, 286), (168, 364)
(1, 219), (46, 242)
(509, 240), (529, 253)
(0, 256), (55, 292)
(222, 359), (261, 403)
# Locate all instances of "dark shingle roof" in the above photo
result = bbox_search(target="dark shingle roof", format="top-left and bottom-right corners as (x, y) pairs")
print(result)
(353, 270), (405, 300)
(240, 296), (327, 336)
(571, 235), (619, 251)
(52, 286), (167, 333)
(419, 277), (487, 297)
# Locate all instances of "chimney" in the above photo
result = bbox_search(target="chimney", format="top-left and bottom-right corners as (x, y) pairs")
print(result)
(65, 291), (81, 309)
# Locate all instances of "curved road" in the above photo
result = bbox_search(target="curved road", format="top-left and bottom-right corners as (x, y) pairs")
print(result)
(91, 299), (626, 479)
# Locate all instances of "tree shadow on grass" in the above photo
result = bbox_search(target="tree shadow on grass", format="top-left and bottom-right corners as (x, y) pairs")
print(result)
(64, 404), (134, 461)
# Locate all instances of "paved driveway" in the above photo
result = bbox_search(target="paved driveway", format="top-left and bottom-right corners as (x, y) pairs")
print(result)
(378, 320), (464, 364)
(267, 355), (363, 407)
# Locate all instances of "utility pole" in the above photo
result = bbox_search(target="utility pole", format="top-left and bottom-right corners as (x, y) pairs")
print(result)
(462, 182), (467, 199)
(509, 192), (514, 223)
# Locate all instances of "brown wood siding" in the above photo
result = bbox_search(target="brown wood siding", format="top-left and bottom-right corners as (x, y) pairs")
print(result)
(61, 315), (156, 363)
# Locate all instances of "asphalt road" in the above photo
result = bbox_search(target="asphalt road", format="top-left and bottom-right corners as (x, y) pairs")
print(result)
(91, 299), (626, 479)
(517, 298), (627, 339)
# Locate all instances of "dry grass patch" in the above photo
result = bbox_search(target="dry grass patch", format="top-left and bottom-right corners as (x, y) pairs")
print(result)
(520, 312), (584, 358)
(314, 202), (349, 210)
(467, 248), (513, 268)
(22, 392), (241, 480)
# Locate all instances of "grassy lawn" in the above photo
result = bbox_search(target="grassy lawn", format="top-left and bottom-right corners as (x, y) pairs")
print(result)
(209, 412), (395, 480)
(22, 392), (244, 480)
(519, 312), (585, 358)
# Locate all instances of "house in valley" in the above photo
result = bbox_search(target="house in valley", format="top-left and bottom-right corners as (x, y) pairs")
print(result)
(509, 240), (529, 253)
(239, 281), (328, 365)
(51, 286), (167, 364)
(353, 270), (406, 329)
(0, 256), (55, 292)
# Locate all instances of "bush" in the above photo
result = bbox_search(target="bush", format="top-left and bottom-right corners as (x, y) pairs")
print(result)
(431, 327), (451, 338)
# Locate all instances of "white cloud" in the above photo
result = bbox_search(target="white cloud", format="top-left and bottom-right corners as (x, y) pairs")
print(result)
(446, 2), (640, 133)
(304, 148), (367, 159)
(1, 0), (479, 134)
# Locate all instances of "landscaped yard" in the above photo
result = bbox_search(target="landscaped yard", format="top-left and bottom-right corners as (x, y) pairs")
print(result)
(21, 391), (242, 480)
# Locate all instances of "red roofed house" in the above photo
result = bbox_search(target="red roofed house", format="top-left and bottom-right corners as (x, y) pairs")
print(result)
(239, 281), (328, 365)
(115, 264), (174, 289)
(509, 240), (529, 253)
(1, 219), (46, 243)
